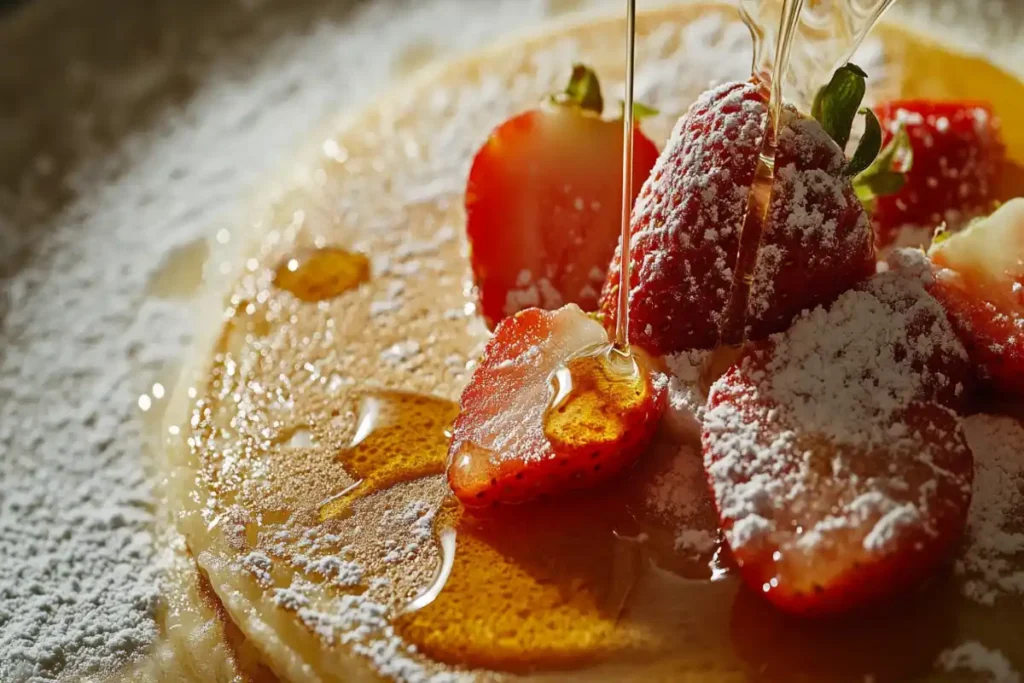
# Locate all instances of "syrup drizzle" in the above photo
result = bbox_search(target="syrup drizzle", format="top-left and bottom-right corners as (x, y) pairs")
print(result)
(725, 0), (898, 344)
(318, 390), (458, 520)
(615, 0), (637, 349)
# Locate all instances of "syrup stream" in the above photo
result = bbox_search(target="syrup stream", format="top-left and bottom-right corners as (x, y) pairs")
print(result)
(721, 0), (805, 345)
(615, 0), (637, 349)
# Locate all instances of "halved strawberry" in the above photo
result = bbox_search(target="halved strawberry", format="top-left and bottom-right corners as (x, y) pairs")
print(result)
(601, 66), (876, 354)
(703, 267), (973, 616)
(928, 198), (1024, 395)
(447, 304), (665, 507)
(871, 100), (1005, 248)
(466, 65), (659, 329)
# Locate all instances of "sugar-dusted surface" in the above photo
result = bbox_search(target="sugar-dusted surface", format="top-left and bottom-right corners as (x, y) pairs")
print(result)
(959, 414), (1024, 606)
(704, 263), (974, 607)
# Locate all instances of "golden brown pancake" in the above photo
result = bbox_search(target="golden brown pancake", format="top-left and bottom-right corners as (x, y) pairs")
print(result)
(162, 4), (1024, 681)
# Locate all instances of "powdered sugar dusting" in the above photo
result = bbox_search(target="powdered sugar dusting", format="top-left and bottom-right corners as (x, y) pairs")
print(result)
(607, 80), (766, 352)
(704, 266), (972, 567)
(936, 641), (1022, 683)
(958, 414), (1024, 605)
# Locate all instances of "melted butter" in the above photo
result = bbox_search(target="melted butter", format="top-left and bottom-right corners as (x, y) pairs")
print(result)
(273, 246), (370, 302)
(319, 390), (458, 520)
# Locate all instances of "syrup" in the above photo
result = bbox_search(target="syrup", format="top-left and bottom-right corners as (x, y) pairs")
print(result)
(543, 343), (649, 450)
(537, 0), (645, 447)
(272, 246), (370, 302)
(723, 0), (897, 344)
(395, 449), (719, 673)
(318, 390), (458, 520)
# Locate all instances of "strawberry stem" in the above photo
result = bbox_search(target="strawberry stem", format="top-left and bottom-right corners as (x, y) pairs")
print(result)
(853, 123), (914, 211)
(845, 108), (882, 176)
(553, 64), (605, 114)
(812, 63), (868, 151)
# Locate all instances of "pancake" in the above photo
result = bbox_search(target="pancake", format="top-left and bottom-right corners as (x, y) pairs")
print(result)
(162, 4), (1024, 682)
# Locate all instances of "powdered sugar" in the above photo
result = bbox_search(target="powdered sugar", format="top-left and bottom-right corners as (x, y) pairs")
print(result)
(958, 414), (1024, 605)
(661, 349), (710, 442)
(937, 641), (1022, 683)
(704, 266), (973, 564)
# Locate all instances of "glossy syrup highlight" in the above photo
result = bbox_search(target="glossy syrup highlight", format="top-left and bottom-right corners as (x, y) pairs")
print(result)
(539, 0), (644, 444)
(273, 246), (370, 301)
(319, 390), (458, 520)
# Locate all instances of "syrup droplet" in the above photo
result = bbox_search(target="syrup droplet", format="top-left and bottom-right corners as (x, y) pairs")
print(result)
(146, 237), (209, 299)
(273, 246), (370, 302)
(543, 343), (648, 451)
(319, 390), (458, 520)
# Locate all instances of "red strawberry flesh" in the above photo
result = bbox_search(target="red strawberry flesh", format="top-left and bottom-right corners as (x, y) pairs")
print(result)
(448, 304), (665, 507)
(872, 100), (1005, 247)
(601, 80), (874, 354)
(466, 104), (658, 329)
(928, 198), (1024, 394)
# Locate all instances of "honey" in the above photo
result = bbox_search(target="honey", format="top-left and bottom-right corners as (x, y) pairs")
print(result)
(273, 246), (370, 302)
(395, 444), (718, 674)
(318, 390), (458, 520)
(543, 343), (652, 451)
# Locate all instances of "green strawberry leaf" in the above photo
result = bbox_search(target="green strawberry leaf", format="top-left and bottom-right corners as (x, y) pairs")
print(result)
(552, 63), (604, 114)
(618, 100), (660, 121)
(845, 108), (882, 177)
(853, 123), (914, 212)
(812, 62), (868, 151)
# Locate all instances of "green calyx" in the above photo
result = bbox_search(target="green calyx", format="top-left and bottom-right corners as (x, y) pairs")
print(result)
(620, 100), (660, 121)
(552, 64), (605, 114)
(551, 64), (659, 121)
(852, 124), (913, 212)
(812, 62), (913, 210)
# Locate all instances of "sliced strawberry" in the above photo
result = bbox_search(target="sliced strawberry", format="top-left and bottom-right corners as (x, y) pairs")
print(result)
(871, 100), (1005, 248)
(448, 304), (665, 507)
(928, 198), (1024, 395)
(703, 267), (973, 616)
(466, 65), (659, 329)
(601, 71), (874, 354)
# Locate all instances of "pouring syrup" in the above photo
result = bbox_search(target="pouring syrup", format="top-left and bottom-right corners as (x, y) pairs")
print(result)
(721, 0), (898, 345)
(540, 0), (651, 440)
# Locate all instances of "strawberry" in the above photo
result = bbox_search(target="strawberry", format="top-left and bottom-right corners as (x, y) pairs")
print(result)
(871, 100), (1006, 248)
(466, 65), (659, 329)
(601, 66), (876, 354)
(928, 198), (1024, 396)
(447, 304), (665, 507)
(703, 265), (973, 616)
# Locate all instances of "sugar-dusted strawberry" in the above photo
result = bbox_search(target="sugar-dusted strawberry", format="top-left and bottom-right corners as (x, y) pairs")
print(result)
(466, 65), (659, 329)
(928, 198), (1024, 395)
(601, 65), (876, 354)
(871, 100), (1005, 248)
(703, 265), (973, 616)
(448, 304), (665, 507)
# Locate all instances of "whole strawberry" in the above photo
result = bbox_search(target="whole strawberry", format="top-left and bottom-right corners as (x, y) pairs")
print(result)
(871, 100), (1005, 248)
(466, 65), (659, 329)
(601, 65), (883, 354)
